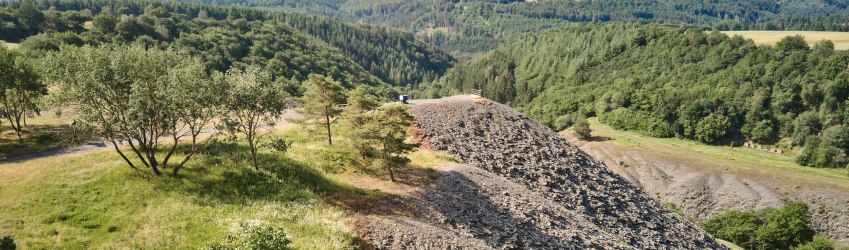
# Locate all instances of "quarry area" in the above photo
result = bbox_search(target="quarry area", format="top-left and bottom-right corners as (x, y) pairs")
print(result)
(354, 96), (726, 249)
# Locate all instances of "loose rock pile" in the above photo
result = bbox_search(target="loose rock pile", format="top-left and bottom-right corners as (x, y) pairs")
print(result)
(407, 99), (725, 249)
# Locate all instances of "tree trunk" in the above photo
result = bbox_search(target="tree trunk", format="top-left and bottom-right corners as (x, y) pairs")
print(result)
(173, 133), (199, 177)
(325, 112), (333, 146)
(247, 130), (259, 171)
(384, 142), (395, 182)
(110, 139), (138, 170)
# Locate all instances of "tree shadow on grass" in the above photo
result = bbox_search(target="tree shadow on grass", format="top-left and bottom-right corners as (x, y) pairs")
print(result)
(152, 141), (368, 205)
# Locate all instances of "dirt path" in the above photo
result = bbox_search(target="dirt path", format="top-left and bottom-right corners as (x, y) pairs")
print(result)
(568, 120), (849, 243)
(0, 111), (303, 165)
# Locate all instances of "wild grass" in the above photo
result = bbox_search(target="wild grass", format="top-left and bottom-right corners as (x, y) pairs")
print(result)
(0, 123), (449, 249)
(721, 31), (849, 50)
(583, 118), (849, 188)
(0, 112), (87, 158)
(1, 40), (19, 49)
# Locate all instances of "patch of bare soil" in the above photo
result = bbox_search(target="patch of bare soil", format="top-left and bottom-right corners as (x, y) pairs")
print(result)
(570, 132), (849, 243)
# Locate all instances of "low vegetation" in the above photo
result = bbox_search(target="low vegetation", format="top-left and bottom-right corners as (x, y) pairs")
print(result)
(1, 115), (444, 248)
(701, 202), (846, 250)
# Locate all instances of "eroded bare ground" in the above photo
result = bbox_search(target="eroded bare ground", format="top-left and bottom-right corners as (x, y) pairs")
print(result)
(569, 125), (849, 243)
(349, 97), (725, 250)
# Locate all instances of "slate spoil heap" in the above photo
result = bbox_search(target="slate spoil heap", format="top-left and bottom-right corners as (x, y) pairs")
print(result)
(404, 99), (726, 249)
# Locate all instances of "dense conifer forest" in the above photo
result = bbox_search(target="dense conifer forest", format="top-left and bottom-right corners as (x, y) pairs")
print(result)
(428, 23), (849, 168)
(163, 0), (849, 54)
(0, 0), (453, 88)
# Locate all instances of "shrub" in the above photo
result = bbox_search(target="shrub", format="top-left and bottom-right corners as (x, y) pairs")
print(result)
(792, 235), (836, 250)
(207, 224), (292, 250)
(798, 126), (849, 168)
(695, 113), (730, 144)
(0, 235), (14, 250)
(554, 114), (574, 131)
(701, 202), (815, 250)
(572, 118), (592, 139)
(267, 138), (293, 153)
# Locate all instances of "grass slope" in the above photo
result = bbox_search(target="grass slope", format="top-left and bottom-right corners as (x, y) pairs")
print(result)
(580, 118), (849, 189)
(0, 124), (452, 249)
(721, 31), (849, 50)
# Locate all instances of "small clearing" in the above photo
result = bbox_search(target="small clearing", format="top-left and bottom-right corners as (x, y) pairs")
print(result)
(721, 31), (849, 49)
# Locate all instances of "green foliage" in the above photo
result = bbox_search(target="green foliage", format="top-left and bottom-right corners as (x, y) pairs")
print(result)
(701, 202), (816, 250)
(343, 102), (418, 181)
(572, 118), (592, 140)
(0, 45), (46, 143)
(438, 23), (849, 167)
(792, 235), (841, 250)
(0, 235), (14, 250)
(300, 74), (346, 146)
(44, 44), (220, 176)
(0, 1), (452, 87)
(696, 113), (731, 144)
(207, 224), (292, 250)
(554, 114), (574, 132)
(222, 67), (288, 170)
(267, 138), (293, 154)
(162, 0), (849, 54)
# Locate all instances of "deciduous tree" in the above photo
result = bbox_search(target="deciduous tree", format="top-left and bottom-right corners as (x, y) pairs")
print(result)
(44, 45), (217, 176)
(222, 67), (287, 170)
(0, 46), (46, 143)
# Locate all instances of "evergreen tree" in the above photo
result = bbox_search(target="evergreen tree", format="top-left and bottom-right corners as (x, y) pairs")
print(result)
(300, 74), (345, 146)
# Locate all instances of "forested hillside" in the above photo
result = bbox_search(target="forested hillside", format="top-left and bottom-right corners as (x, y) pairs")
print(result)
(165, 0), (849, 54)
(0, 0), (452, 87)
(432, 23), (849, 170)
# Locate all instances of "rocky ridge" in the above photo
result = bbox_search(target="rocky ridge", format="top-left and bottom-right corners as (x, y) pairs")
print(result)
(403, 98), (726, 249)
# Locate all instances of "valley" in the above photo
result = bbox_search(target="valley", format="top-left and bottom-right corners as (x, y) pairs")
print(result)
(3, 0), (849, 249)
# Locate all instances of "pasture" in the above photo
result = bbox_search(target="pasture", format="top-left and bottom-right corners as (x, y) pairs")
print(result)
(1, 40), (19, 49)
(721, 31), (849, 50)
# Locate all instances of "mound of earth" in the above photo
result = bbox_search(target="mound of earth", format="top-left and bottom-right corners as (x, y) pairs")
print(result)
(354, 96), (725, 249)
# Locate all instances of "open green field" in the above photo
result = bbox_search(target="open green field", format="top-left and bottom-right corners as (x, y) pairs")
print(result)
(0, 124), (452, 248)
(581, 118), (849, 188)
(721, 31), (849, 50)
(1, 40), (19, 49)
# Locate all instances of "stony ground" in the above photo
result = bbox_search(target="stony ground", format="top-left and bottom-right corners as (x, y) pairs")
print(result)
(570, 122), (849, 243)
(355, 96), (726, 249)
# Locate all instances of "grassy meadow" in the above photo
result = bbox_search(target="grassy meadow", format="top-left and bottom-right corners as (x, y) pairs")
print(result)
(721, 31), (849, 50)
(1, 40), (19, 49)
(0, 124), (453, 249)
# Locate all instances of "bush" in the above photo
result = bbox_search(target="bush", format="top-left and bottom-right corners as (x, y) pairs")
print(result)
(267, 138), (293, 153)
(792, 235), (836, 250)
(798, 125), (849, 168)
(0, 235), (14, 250)
(599, 108), (674, 137)
(207, 224), (292, 250)
(554, 114), (574, 131)
(695, 113), (730, 144)
(572, 118), (592, 139)
(701, 202), (815, 250)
